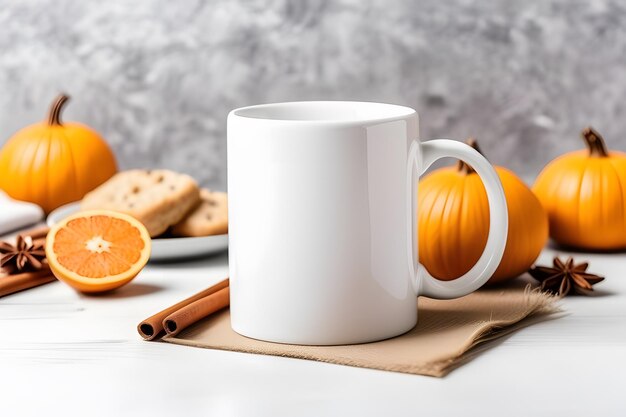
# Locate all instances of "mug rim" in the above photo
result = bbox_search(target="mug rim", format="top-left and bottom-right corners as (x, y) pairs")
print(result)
(229, 101), (416, 126)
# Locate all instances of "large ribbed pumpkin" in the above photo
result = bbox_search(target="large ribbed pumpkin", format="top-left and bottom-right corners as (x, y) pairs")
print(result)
(533, 127), (626, 250)
(0, 94), (117, 213)
(418, 139), (549, 284)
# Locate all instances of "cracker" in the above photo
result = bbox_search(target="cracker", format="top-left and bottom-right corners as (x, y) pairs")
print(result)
(171, 189), (228, 237)
(80, 169), (200, 237)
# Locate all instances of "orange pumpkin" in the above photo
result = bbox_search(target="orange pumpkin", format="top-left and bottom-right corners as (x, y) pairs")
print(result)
(0, 94), (117, 213)
(418, 139), (549, 284)
(533, 127), (626, 250)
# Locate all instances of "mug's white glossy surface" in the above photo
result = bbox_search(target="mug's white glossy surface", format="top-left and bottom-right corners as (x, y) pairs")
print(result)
(227, 101), (508, 345)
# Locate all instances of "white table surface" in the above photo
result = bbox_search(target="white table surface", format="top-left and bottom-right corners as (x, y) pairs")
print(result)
(1, 244), (625, 417)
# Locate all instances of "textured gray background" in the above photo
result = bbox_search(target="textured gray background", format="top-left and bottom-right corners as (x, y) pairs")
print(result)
(1, 0), (625, 189)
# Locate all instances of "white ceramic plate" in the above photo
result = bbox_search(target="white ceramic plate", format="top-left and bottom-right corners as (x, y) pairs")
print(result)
(47, 202), (228, 261)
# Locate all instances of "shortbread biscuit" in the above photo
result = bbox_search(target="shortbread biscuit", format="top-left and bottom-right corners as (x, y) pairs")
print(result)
(171, 189), (228, 237)
(80, 169), (200, 237)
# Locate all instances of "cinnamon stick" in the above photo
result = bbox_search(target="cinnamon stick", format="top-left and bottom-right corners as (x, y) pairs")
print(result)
(163, 287), (230, 337)
(32, 237), (47, 248)
(0, 269), (57, 297)
(137, 278), (229, 340)
(18, 226), (49, 241)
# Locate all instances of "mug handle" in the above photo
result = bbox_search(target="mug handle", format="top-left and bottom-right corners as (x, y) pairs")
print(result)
(407, 139), (508, 299)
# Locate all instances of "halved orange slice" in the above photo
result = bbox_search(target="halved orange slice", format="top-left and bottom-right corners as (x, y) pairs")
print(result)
(46, 210), (151, 293)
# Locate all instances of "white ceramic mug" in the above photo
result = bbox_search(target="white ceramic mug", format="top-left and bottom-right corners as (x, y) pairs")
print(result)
(227, 101), (508, 345)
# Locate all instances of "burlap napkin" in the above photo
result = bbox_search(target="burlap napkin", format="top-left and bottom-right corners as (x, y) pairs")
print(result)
(163, 281), (559, 377)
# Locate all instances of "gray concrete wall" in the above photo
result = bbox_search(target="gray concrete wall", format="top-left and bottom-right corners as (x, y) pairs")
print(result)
(1, 0), (625, 189)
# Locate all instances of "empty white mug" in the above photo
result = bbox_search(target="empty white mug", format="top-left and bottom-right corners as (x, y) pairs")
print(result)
(227, 101), (508, 345)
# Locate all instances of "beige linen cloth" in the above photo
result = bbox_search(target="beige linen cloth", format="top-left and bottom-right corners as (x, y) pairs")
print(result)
(164, 281), (558, 377)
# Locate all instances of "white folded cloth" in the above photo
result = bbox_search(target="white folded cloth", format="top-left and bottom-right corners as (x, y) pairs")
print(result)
(0, 191), (44, 235)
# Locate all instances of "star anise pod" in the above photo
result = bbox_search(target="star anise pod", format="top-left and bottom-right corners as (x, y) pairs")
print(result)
(529, 256), (604, 297)
(0, 235), (46, 274)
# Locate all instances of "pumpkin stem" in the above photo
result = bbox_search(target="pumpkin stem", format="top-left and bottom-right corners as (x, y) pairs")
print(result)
(47, 94), (70, 126)
(457, 137), (483, 174)
(582, 126), (609, 157)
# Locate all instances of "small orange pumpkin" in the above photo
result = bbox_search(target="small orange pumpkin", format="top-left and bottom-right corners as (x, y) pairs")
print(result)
(533, 127), (626, 250)
(418, 139), (549, 284)
(0, 94), (117, 213)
